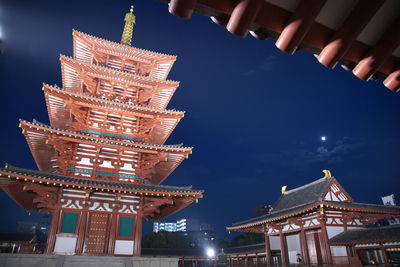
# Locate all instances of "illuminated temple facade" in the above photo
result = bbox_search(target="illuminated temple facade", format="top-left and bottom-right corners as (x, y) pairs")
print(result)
(227, 171), (400, 266)
(0, 7), (202, 256)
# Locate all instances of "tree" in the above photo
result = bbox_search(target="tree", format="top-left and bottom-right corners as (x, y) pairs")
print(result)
(231, 233), (264, 247)
(142, 231), (191, 248)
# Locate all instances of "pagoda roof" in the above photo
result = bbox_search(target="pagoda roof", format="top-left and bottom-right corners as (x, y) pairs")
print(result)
(60, 56), (179, 109)
(329, 224), (400, 245)
(0, 164), (203, 220)
(227, 176), (400, 232)
(73, 30), (176, 80)
(0, 165), (202, 196)
(20, 120), (192, 184)
(43, 84), (184, 144)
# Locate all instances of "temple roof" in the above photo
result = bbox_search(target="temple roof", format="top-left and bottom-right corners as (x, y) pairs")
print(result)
(227, 175), (400, 231)
(272, 177), (333, 211)
(73, 30), (176, 80)
(329, 224), (400, 245)
(0, 165), (202, 196)
(162, 0), (400, 92)
(43, 84), (184, 144)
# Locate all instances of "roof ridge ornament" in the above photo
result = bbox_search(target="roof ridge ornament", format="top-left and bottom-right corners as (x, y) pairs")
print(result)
(121, 5), (136, 46)
(281, 185), (287, 195)
(323, 169), (332, 178)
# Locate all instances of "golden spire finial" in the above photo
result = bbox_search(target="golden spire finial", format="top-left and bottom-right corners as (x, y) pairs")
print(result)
(121, 5), (136, 46)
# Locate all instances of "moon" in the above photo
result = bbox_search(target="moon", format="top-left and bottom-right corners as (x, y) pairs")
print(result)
(321, 136), (326, 141)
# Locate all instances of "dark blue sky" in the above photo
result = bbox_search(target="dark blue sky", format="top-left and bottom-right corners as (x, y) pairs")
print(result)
(0, 0), (399, 240)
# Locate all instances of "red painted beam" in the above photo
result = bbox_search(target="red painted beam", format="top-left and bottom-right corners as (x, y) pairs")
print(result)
(276, 0), (326, 54)
(352, 18), (400, 81)
(317, 0), (384, 69)
(169, 0), (198, 19)
(226, 0), (264, 37)
(384, 69), (400, 92)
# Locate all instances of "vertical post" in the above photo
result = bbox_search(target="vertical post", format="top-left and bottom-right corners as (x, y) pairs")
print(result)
(380, 244), (389, 267)
(300, 228), (310, 265)
(319, 219), (333, 265)
(107, 203), (118, 255)
(264, 234), (272, 266)
(279, 232), (289, 266)
(133, 212), (143, 256)
(45, 208), (61, 254)
(75, 209), (88, 254)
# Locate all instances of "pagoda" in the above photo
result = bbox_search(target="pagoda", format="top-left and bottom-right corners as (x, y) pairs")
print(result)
(0, 6), (203, 256)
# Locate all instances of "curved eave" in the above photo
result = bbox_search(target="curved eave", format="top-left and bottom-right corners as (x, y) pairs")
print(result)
(43, 84), (184, 144)
(163, 0), (400, 92)
(0, 170), (203, 198)
(72, 30), (176, 59)
(226, 201), (400, 232)
(19, 120), (192, 184)
(73, 30), (176, 81)
(60, 56), (179, 110)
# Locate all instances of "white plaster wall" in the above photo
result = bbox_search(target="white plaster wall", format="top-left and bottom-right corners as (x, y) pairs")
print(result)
(269, 235), (281, 250)
(326, 226), (344, 238)
(114, 240), (134, 255)
(330, 246), (347, 256)
(53, 235), (77, 255)
(286, 234), (301, 264)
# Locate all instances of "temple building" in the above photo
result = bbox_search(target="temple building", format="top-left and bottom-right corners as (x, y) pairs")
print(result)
(0, 6), (203, 256)
(227, 171), (400, 266)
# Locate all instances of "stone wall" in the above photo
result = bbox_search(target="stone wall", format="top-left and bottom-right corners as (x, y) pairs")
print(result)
(0, 254), (179, 267)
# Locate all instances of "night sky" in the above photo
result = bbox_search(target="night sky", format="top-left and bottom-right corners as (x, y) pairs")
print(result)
(0, 0), (399, 241)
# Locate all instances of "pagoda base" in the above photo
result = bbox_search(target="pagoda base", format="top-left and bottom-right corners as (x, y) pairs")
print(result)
(0, 254), (178, 267)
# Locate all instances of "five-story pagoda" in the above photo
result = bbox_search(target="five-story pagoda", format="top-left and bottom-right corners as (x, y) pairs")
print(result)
(0, 6), (203, 256)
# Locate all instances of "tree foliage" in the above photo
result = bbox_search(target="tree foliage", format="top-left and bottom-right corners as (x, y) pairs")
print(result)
(142, 231), (191, 249)
(231, 233), (264, 247)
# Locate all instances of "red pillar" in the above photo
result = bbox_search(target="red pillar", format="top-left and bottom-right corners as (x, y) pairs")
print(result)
(279, 232), (289, 266)
(75, 209), (88, 254)
(380, 244), (390, 267)
(264, 234), (272, 266)
(299, 228), (310, 265)
(45, 208), (61, 254)
(107, 210), (118, 255)
(133, 212), (143, 256)
(319, 221), (333, 265)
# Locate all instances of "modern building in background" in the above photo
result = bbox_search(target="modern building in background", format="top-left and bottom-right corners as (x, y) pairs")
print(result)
(153, 218), (200, 232)
(0, 6), (203, 256)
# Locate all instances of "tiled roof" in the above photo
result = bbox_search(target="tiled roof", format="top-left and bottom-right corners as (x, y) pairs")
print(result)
(272, 177), (331, 211)
(323, 201), (400, 213)
(230, 201), (319, 228)
(227, 176), (400, 230)
(329, 224), (400, 245)
(0, 164), (203, 195)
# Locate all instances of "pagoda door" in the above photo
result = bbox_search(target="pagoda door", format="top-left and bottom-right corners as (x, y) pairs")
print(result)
(84, 212), (110, 254)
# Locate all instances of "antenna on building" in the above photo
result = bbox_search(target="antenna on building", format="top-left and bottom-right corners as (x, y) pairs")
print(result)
(121, 5), (136, 46)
